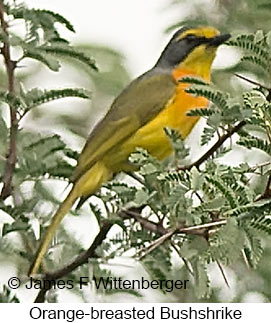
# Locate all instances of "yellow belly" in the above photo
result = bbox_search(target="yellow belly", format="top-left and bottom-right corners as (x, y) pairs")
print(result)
(102, 83), (208, 172)
(127, 88), (207, 156)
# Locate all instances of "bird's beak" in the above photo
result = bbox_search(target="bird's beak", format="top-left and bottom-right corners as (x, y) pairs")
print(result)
(208, 33), (231, 47)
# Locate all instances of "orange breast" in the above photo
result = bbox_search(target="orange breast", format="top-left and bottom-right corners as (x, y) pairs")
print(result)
(105, 68), (209, 171)
(157, 67), (209, 138)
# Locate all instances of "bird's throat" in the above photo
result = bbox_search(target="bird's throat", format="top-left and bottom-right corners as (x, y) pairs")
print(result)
(172, 66), (211, 83)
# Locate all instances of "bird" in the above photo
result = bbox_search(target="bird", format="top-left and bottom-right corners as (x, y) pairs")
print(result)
(28, 26), (231, 276)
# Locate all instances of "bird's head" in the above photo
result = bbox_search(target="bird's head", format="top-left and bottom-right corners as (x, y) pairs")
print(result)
(155, 26), (231, 80)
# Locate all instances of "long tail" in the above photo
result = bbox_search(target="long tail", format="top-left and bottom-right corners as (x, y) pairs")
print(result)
(28, 185), (79, 276)
(28, 161), (112, 276)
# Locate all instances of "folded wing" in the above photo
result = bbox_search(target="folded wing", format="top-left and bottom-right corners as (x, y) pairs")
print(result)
(71, 70), (176, 182)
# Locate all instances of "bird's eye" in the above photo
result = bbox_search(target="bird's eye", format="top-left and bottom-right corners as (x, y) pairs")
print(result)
(185, 34), (197, 41)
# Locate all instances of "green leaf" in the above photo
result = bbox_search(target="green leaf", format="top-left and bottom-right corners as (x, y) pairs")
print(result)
(17, 133), (74, 180)
(34, 181), (61, 204)
(164, 127), (190, 160)
(191, 258), (211, 299)
(36, 9), (75, 32)
(241, 55), (268, 70)
(166, 185), (191, 224)
(23, 49), (61, 71)
(142, 248), (172, 293)
(206, 175), (238, 209)
(206, 218), (245, 264)
(179, 76), (210, 86)
(129, 148), (161, 171)
(133, 189), (150, 206)
(105, 182), (136, 205)
(186, 85), (229, 110)
(237, 135), (271, 155)
(0, 91), (23, 109)
(186, 107), (216, 117)
(4, 4), (75, 45)
(258, 3), (271, 10)
(24, 87), (91, 111)
(228, 36), (269, 61)
(2, 221), (30, 236)
(249, 216), (271, 235)
(254, 30), (265, 43)
(190, 167), (204, 191)
(244, 232), (263, 268)
(38, 45), (98, 71)
(201, 126), (216, 146)
(225, 203), (259, 217)
(0, 286), (20, 303)
(266, 31), (271, 47)
(89, 203), (103, 224)
(180, 236), (209, 259)
(195, 197), (226, 212)
(161, 171), (184, 183)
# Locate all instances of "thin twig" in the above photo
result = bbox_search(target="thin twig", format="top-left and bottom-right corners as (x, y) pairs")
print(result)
(119, 208), (167, 235)
(33, 207), (228, 302)
(122, 208), (227, 236)
(0, 2), (18, 200)
(178, 219), (227, 233)
(137, 229), (176, 260)
(170, 242), (194, 276)
(250, 161), (271, 171)
(135, 219), (227, 260)
(234, 73), (271, 102)
(241, 249), (251, 271)
(216, 260), (230, 288)
(263, 174), (271, 197)
(127, 172), (145, 186)
(234, 73), (270, 91)
(255, 174), (271, 201)
(179, 120), (246, 171)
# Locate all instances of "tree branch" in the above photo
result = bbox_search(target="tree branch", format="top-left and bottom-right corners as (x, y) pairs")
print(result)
(234, 73), (271, 91)
(119, 208), (167, 235)
(120, 208), (227, 259)
(0, 2), (18, 200)
(34, 221), (112, 303)
(33, 206), (227, 303)
(255, 173), (271, 201)
(179, 120), (246, 171)
(30, 110), (245, 302)
(30, 122), (244, 302)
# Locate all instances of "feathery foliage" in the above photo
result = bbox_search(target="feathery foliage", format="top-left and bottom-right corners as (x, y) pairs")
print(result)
(1, 0), (271, 303)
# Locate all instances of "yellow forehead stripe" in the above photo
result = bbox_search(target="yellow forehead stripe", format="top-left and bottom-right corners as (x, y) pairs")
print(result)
(177, 27), (220, 40)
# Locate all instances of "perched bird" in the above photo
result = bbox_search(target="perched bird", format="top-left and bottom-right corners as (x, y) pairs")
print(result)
(28, 26), (230, 276)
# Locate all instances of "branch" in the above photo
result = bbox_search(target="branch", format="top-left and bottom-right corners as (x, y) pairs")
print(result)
(34, 221), (112, 303)
(123, 209), (230, 288)
(121, 208), (227, 236)
(255, 174), (271, 201)
(179, 120), (246, 171)
(31, 122), (243, 302)
(137, 229), (176, 259)
(119, 208), (167, 235)
(0, 2), (18, 200)
(28, 114), (254, 302)
(33, 207), (227, 302)
(120, 208), (227, 258)
(234, 73), (271, 91)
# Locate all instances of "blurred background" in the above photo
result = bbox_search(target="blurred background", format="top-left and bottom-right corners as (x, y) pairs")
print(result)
(15, 0), (239, 149)
(1, 0), (271, 303)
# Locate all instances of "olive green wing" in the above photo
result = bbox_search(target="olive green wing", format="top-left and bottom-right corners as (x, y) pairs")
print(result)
(71, 70), (176, 182)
